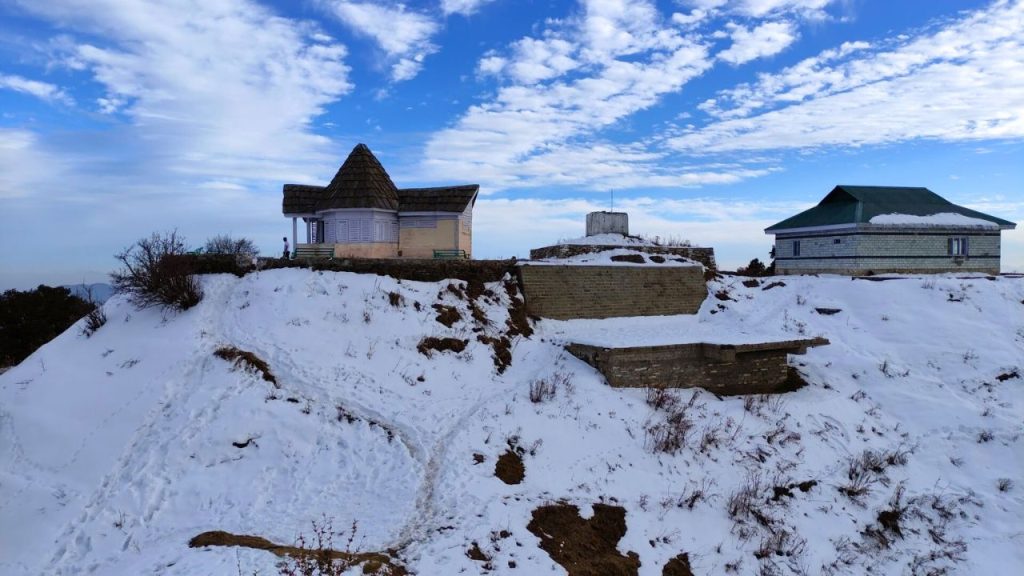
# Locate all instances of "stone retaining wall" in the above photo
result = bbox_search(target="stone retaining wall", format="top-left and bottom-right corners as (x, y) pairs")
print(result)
(517, 265), (708, 320)
(566, 338), (828, 395)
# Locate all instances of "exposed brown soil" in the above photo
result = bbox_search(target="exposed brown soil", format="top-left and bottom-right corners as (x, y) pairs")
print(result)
(432, 304), (462, 327)
(213, 346), (278, 387)
(503, 279), (534, 338)
(477, 334), (512, 373)
(742, 278), (760, 288)
(526, 503), (640, 576)
(416, 337), (468, 356)
(714, 290), (733, 301)
(775, 366), (810, 393)
(494, 449), (525, 485)
(466, 541), (490, 562)
(649, 255), (666, 263)
(662, 553), (694, 576)
(815, 307), (842, 315)
(188, 530), (406, 575)
(610, 254), (646, 264)
(761, 281), (786, 291)
(996, 370), (1020, 382)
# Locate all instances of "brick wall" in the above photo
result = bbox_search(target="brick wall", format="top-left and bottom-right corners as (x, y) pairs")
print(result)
(517, 265), (708, 320)
(566, 339), (826, 395)
(529, 244), (716, 270)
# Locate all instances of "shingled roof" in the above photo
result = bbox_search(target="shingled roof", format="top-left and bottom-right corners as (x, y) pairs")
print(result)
(282, 184), (325, 215)
(320, 143), (400, 210)
(398, 185), (478, 212)
(283, 143), (479, 216)
(766, 185), (1016, 232)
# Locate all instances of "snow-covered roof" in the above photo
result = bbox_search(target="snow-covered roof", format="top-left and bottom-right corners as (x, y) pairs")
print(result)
(868, 212), (1000, 228)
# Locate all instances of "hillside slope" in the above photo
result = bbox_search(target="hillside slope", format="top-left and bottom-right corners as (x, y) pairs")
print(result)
(1, 269), (1021, 575)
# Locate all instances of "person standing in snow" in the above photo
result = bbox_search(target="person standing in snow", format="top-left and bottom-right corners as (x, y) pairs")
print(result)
(283, 237), (290, 259)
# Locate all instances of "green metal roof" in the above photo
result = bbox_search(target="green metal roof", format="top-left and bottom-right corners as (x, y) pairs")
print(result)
(766, 185), (1016, 232)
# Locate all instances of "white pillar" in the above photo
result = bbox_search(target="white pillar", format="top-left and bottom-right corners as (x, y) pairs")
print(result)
(291, 217), (297, 251)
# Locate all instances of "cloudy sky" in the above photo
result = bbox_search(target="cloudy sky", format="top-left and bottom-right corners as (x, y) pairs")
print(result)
(1, 0), (1022, 289)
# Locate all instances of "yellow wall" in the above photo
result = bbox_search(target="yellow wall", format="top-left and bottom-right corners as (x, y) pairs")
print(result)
(458, 217), (472, 257)
(399, 220), (459, 258)
(332, 242), (399, 259)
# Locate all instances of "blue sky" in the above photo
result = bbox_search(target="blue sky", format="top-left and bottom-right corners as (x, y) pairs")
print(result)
(1, 0), (1022, 289)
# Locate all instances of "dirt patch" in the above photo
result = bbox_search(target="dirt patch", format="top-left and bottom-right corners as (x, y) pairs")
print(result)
(662, 553), (694, 576)
(416, 337), (468, 357)
(213, 346), (278, 387)
(504, 278), (534, 338)
(610, 254), (646, 264)
(432, 304), (462, 327)
(996, 370), (1020, 382)
(526, 503), (640, 576)
(477, 334), (513, 374)
(466, 541), (490, 563)
(775, 366), (810, 393)
(815, 307), (842, 315)
(649, 255), (666, 263)
(761, 281), (786, 291)
(742, 279), (760, 288)
(495, 449), (525, 485)
(188, 530), (406, 575)
(714, 289), (733, 301)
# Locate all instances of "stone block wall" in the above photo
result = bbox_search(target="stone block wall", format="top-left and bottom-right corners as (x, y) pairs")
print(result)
(774, 227), (1003, 274)
(566, 339), (827, 395)
(517, 265), (708, 320)
(529, 244), (716, 269)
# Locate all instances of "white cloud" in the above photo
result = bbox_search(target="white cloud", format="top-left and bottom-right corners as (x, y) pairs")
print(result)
(683, 0), (834, 19)
(0, 74), (72, 104)
(442, 0), (498, 17)
(325, 1), (438, 81)
(0, 129), (64, 199)
(717, 20), (798, 64)
(16, 0), (351, 183)
(424, 0), (726, 189)
(671, 0), (1024, 152)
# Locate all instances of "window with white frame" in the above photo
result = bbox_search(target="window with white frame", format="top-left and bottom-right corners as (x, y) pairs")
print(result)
(948, 237), (969, 256)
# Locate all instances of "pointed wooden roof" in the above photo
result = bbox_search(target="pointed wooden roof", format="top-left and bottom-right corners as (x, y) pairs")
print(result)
(282, 143), (479, 215)
(320, 143), (399, 210)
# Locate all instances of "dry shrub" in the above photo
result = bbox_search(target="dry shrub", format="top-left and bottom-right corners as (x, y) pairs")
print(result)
(111, 230), (203, 311)
(838, 447), (911, 503)
(644, 393), (702, 455)
(214, 346), (278, 387)
(527, 503), (640, 576)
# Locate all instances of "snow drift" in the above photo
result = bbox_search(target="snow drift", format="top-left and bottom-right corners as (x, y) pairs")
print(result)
(1, 269), (1021, 575)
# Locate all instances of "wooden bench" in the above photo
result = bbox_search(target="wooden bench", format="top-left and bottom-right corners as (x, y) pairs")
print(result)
(433, 249), (468, 260)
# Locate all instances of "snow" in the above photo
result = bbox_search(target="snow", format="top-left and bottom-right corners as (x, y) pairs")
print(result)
(869, 212), (1000, 227)
(1, 269), (1022, 575)
(523, 247), (702, 267)
(557, 233), (656, 246)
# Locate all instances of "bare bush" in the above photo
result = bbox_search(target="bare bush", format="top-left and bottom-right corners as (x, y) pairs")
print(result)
(529, 378), (556, 403)
(203, 234), (257, 265)
(110, 230), (203, 311)
(838, 447), (912, 503)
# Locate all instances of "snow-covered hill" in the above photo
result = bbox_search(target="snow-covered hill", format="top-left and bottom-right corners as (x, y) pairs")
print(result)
(1, 269), (1021, 575)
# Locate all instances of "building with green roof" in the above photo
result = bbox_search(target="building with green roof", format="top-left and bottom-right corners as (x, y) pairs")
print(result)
(765, 186), (1016, 275)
